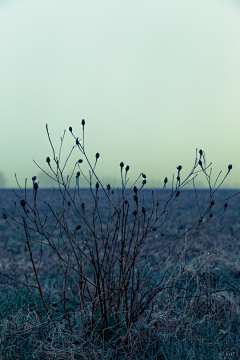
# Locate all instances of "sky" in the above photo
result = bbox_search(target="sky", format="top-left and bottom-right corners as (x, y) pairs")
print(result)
(0, 0), (240, 190)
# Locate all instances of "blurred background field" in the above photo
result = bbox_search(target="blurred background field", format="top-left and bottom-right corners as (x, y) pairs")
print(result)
(1, 188), (240, 290)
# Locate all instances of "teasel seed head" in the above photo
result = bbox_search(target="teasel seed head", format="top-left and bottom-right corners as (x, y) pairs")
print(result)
(69, 126), (72, 132)
(176, 191), (180, 197)
(125, 165), (130, 172)
(133, 186), (138, 194)
(32, 176), (36, 181)
(142, 179), (146, 185)
(199, 160), (202, 167)
(152, 227), (157, 231)
(75, 225), (81, 231)
(46, 157), (50, 164)
(142, 206), (146, 214)
(124, 200), (128, 205)
(209, 213), (213, 218)
(96, 153), (100, 159)
(2, 213), (7, 220)
(164, 177), (168, 184)
(78, 159), (83, 163)
(120, 162), (124, 168)
(199, 149), (203, 157)
(107, 184), (111, 191)
(132, 209), (137, 216)
(177, 176), (180, 181)
(228, 164), (232, 172)
(76, 138), (79, 145)
(95, 182), (99, 189)
(81, 119), (85, 126)
(20, 199), (26, 207)
(76, 171), (80, 177)
(211, 200), (215, 207)
(224, 203), (228, 210)
(177, 165), (182, 171)
(142, 173), (146, 179)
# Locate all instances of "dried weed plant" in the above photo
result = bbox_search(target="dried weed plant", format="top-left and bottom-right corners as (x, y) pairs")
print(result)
(1, 120), (240, 359)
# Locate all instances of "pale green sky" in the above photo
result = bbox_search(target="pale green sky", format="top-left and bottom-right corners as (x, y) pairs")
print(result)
(0, 0), (240, 189)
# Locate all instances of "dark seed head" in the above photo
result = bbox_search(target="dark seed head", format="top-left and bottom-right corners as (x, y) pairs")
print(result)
(142, 179), (146, 185)
(164, 177), (168, 184)
(177, 176), (180, 181)
(2, 213), (7, 220)
(125, 165), (129, 172)
(82, 203), (85, 209)
(160, 232), (164, 236)
(132, 210), (137, 216)
(142, 174), (146, 179)
(96, 153), (100, 159)
(68, 201), (70, 207)
(209, 213), (213, 218)
(224, 203), (228, 209)
(157, 202), (159, 206)
(46, 336), (52, 342)
(120, 162), (124, 168)
(211, 200), (215, 206)
(177, 166), (182, 171)
(69, 127), (72, 132)
(107, 184), (111, 191)
(34, 183), (38, 190)
(85, 330), (91, 337)
(95, 182), (99, 189)
(32, 176), (36, 181)
(134, 195), (138, 202)
(176, 191), (180, 197)
(46, 157), (50, 164)
(142, 207), (146, 214)
(124, 200), (128, 205)
(78, 159), (83, 163)
(228, 164), (232, 171)
(73, 339), (80, 345)
(133, 186), (137, 194)
(152, 227), (157, 232)
(199, 160), (202, 167)
(76, 171), (80, 177)
(81, 119), (85, 126)
(75, 225), (81, 231)
(199, 149), (203, 156)
(76, 138), (79, 145)
(20, 199), (26, 207)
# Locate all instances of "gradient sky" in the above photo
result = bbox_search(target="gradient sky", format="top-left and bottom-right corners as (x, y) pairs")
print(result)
(0, 0), (240, 189)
